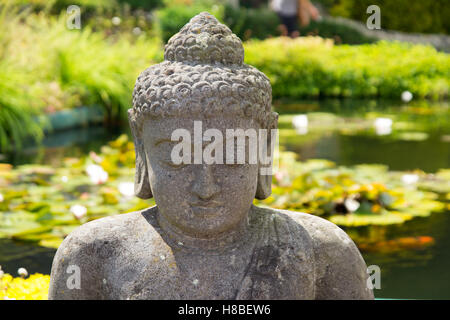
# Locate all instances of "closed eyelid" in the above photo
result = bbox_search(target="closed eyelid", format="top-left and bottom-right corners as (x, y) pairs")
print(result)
(160, 159), (187, 169)
(154, 139), (174, 147)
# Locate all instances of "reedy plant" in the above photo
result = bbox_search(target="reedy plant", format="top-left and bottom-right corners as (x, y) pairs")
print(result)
(0, 5), (162, 151)
(0, 3), (46, 152)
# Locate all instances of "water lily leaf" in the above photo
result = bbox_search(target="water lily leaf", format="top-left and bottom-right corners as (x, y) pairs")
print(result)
(330, 212), (407, 226)
(11, 226), (53, 238)
(396, 132), (429, 141)
(39, 238), (63, 249)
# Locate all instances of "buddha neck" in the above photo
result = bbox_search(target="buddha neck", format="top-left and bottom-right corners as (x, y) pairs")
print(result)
(156, 207), (251, 253)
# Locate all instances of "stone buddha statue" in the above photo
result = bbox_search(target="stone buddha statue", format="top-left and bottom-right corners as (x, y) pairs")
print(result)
(49, 12), (373, 300)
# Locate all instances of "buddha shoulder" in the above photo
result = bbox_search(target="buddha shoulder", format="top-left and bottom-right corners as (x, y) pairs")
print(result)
(252, 206), (374, 299)
(48, 208), (161, 299)
(251, 206), (358, 251)
(55, 208), (158, 258)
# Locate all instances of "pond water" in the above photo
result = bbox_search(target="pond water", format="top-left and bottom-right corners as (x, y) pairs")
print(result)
(276, 99), (450, 173)
(1, 99), (449, 299)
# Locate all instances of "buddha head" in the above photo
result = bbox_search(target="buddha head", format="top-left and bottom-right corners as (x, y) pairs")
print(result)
(128, 12), (278, 239)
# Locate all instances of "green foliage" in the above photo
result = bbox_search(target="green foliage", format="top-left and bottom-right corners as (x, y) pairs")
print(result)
(256, 150), (448, 227)
(0, 62), (46, 152)
(0, 4), (46, 151)
(239, 0), (268, 8)
(155, 1), (224, 43)
(319, 0), (450, 34)
(1, 5), (448, 151)
(9, 0), (116, 14)
(158, 3), (375, 44)
(298, 18), (376, 44)
(8, 0), (163, 13)
(244, 37), (450, 100)
(48, 22), (161, 122)
(0, 135), (152, 248)
(0, 8), (162, 151)
(223, 4), (280, 40)
(116, 0), (163, 11)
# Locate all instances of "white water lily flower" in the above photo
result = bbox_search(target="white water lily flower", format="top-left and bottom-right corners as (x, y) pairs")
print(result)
(374, 117), (393, 136)
(18, 267), (28, 278)
(344, 198), (360, 213)
(111, 16), (121, 26)
(402, 174), (419, 185)
(61, 175), (68, 183)
(70, 204), (87, 220)
(86, 164), (108, 184)
(292, 115), (308, 128)
(132, 27), (142, 35)
(401, 91), (413, 102)
(0, 193), (3, 202)
(119, 182), (135, 198)
(91, 170), (108, 184)
(89, 151), (103, 163)
(292, 115), (308, 135)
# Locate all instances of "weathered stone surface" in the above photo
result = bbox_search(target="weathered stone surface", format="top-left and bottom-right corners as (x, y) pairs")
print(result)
(49, 12), (373, 300)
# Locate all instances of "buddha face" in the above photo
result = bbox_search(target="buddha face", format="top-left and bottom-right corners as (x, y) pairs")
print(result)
(142, 114), (261, 238)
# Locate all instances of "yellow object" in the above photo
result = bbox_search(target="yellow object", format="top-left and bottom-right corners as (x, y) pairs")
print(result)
(0, 273), (50, 300)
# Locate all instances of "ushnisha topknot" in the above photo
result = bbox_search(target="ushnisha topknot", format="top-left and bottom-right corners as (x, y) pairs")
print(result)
(164, 12), (244, 65)
(130, 12), (278, 130)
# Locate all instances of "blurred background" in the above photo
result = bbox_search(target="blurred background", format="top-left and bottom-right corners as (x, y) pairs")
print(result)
(0, 0), (449, 299)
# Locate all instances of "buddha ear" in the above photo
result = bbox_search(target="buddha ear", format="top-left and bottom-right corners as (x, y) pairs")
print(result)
(255, 170), (272, 200)
(255, 120), (277, 200)
(128, 110), (153, 199)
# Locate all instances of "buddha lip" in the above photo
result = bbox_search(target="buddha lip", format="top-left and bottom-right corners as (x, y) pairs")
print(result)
(190, 204), (223, 218)
(190, 201), (221, 208)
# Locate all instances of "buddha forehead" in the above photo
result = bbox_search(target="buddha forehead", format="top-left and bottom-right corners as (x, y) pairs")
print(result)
(142, 113), (260, 142)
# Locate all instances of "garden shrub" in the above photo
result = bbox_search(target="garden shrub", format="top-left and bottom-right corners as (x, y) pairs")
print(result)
(298, 18), (376, 44)
(158, 3), (375, 44)
(0, 61), (46, 152)
(319, 0), (450, 35)
(223, 4), (281, 40)
(1, 5), (449, 152)
(155, 1), (224, 43)
(244, 37), (450, 100)
(9, 0), (116, 14)
(0, 8), (162, 151)
(116, 0), (163, 11)
(9, 0), (163, 13)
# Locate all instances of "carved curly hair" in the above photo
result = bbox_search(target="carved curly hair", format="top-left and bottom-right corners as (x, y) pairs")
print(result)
(130, 12), (278, 130)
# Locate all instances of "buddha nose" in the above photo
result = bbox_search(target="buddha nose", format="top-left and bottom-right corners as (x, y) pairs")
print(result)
(192, 165), (221, 200)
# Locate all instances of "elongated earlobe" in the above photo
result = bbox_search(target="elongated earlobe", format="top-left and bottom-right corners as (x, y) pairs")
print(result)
(255, 114), (278, 200)
(128, 110), (153, 199)
(255, 173), (272, 200)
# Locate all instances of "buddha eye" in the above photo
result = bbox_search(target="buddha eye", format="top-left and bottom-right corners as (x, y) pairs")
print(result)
(227, 162), (245, 167)
(161, 159), (188, 169)
(223, 162), (249, 169)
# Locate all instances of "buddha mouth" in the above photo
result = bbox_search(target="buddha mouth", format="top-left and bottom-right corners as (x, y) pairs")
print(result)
(190, 200), (221, 208)
(190, 202), (223, 217)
